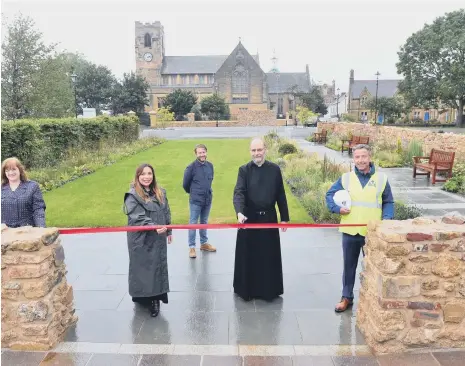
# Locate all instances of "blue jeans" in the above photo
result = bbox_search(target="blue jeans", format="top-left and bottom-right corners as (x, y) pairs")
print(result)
(342, 233), (365, 299)
(188, 203), (211, 247)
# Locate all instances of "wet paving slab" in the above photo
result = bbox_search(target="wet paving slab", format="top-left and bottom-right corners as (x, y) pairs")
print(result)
(2, 349), (465, 365)
(54, 229), (363, 347)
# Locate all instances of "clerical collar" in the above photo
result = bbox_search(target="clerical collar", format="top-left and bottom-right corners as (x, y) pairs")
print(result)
(253, 159), (266, 167)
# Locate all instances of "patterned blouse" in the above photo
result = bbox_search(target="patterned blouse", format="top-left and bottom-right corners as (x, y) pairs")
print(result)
(1, 180), (46, 228)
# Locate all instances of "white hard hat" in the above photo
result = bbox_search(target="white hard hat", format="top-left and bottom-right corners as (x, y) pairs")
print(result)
(333, 190), (351, 209)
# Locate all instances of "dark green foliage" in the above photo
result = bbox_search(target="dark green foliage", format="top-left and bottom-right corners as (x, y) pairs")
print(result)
(278, 143), (298, 156)
(164, 89), (197, 121)
(1, 116), (139, 168)
(394, 201), (423, 220)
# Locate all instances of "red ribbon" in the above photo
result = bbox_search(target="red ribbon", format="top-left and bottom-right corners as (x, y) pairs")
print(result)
(58, 223), (367, 235)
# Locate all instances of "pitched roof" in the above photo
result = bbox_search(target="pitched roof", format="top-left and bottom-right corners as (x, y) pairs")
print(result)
(266, 72), (310, 94)
(161, 54), (260, 74)
(350, 79), (401, 98)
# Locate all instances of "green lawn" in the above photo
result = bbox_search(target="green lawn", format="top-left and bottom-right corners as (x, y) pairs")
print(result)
(44, 139), (312, 227)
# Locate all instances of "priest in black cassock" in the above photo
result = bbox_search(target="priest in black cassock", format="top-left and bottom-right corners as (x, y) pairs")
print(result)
(232, 137), (290, 302)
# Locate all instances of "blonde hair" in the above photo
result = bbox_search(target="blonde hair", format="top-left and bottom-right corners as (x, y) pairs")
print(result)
(1, 157), (28, 185)
(133, 163), (164, 203)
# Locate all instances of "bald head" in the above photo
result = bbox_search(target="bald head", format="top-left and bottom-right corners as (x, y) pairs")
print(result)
(250, 137), (265, 149)
(250, 137), (266, 165)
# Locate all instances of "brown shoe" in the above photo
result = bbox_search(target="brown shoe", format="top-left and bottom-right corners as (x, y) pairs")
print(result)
(335, 297), (353, 313)
(200, 243), (216, 252)
(189, 248), (196, 258)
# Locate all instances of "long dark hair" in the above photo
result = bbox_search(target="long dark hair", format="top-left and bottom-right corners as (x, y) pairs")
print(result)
(132, 163), (164, 203)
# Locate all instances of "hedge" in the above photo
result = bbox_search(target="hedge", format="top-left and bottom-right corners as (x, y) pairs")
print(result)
(1, 115), (140, 168)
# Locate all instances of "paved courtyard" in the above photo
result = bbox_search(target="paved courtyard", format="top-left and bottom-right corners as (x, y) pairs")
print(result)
(3, 128), (465, 365)
(297, 139), (465, 217)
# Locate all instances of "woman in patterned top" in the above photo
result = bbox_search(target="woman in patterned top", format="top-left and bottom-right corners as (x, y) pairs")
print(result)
(1, 157), (46, 228)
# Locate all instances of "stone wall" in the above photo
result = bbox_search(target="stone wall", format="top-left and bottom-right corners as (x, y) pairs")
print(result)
(237, 110), (276, 126)
(151, 118), (287, 128)
(357, 214), (465, 354)
(318, 122), (465, 162)
(1, 225), (77, 350)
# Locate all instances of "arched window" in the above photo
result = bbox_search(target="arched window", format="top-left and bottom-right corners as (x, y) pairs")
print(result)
(232, 64), (249, 103)
(144, 33), (151, 47)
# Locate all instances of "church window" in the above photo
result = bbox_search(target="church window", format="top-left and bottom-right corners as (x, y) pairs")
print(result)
(232, 64), (249, 103)
(278, 97), (283, 114)
(144, 33), (151, 47)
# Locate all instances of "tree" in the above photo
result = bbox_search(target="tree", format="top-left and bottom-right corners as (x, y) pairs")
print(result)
(27, 54), (75, 118)
(164, 89), (197, 120)
(1, 14), (55, 120)
(74, 61), (116, 114)
(365, 96), (410, 123)
(295, 87), (328, 115)
(296, 105), (318, 125)
(200, 94), (229, 121)
(155, 107), (175, 129)
(396, 9), (465, 126)
(111, 72), (150, 114)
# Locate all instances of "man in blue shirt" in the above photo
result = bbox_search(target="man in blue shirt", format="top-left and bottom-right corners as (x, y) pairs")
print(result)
(326, 144), (394, 312)
(183, 144), (215, 258)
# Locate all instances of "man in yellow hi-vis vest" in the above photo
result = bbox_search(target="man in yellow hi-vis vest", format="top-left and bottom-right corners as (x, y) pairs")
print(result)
(326, 144), (394, 312)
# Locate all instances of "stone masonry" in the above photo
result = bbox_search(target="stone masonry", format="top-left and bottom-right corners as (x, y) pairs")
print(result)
(357, 213), (465, 354)
(1, 225), (77, 350)
(319, 122), (465, 162)
(237, 110), (276, 126)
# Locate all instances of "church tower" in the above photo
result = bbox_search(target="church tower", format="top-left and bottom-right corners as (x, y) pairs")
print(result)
(135, 21), (165, 86)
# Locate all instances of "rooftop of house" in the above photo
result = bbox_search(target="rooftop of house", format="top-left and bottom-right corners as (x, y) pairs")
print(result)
(350, 79), (401, 98)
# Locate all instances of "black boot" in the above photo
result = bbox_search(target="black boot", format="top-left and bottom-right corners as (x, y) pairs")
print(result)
(150, 300), (160, 317)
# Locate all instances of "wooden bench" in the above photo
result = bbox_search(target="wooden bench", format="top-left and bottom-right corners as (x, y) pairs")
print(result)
(413, 148), (455, 185)
(341, 135), (370, 155)
(311, 129), (328, 144)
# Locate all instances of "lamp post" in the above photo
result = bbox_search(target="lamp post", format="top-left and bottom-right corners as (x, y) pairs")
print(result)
(70, 73), (78, 118)
(374, 71), (380, 124)
(336, 87), (340, 121)
(214, 84), (219, 127)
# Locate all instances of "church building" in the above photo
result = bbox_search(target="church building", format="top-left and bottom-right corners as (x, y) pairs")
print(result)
(135, 21), (311, 118)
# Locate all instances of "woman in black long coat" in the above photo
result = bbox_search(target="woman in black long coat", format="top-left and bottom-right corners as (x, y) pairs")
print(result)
(123, 163), (172, 317)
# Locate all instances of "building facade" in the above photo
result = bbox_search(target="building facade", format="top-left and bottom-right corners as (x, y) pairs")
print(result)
(347, 69), (459, 123)
(135, 21), (311, 118)
(325, 92), (348, 119)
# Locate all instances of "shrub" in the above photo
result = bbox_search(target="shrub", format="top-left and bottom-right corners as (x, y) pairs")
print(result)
(443, 163), (465, 194)
(373, 150), (404, 168)
(325, 135), (342, 151)
(394, 201), (423, 220)
(278, 142), (297, 156)
(283, 153), (299, 161)
(342, 114), (356, 122)
(28, 137), (164, 192)
(1, 116), (139, 168)
(402, 139), (424, 166)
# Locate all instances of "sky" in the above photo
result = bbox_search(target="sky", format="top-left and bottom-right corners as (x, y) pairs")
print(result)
(2, 0), (463, 93)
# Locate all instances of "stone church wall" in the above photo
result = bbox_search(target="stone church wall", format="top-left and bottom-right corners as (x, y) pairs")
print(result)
(1, 225), (77, 350)
(357, 214), (465, 354)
